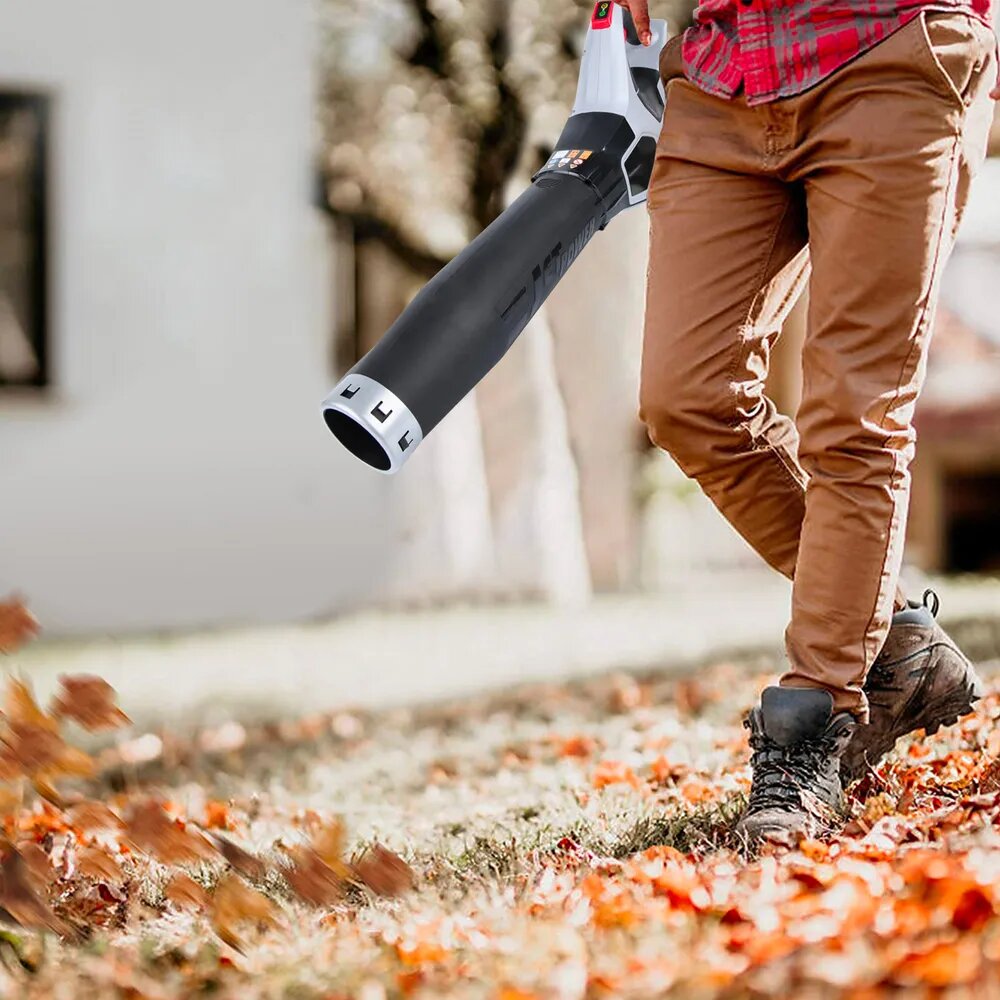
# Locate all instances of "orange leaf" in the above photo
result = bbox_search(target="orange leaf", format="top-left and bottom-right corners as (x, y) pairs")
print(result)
(5, 678), (53, 729)
(679, 778), (715, 804)
(951, 885), (995, 932)
(592, 760), (642, 791)
(204, 800), (233, 830)
(893, 939), (982, 987)
(554, 735), (596, 759)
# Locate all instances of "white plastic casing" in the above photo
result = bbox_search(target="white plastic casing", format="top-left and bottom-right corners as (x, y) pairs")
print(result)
(571, 5), (668, 207)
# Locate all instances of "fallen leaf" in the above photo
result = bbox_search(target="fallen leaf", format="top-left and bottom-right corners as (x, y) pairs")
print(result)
(212, 834), (267, 880)
(125, 801), (216, 865)
(5, 723), (94, 780)
(65, 801), (125, 834)
(553, 735), (596, 759)
(164, 872), (210, 910)
(893, 938), (982, 987)
(0, 848), (63, 934)
(75, 846), (124, 884)
(212, 874), (279, 949)
(354, 844), (414, 897)
(285, 846), (345, 907)
(592, 760), (642, 791)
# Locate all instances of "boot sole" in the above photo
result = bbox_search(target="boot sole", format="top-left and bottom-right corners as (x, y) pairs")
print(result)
(840, 658), (983, 785)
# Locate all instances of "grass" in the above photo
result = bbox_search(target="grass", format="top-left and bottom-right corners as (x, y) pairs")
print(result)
(1, 654), (999, 997)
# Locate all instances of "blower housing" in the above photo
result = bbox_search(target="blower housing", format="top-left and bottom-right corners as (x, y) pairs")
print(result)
(322, 2), (668, 473)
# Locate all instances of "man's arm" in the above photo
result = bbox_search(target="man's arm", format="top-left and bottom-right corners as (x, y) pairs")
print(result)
(613, 0), (653, 46)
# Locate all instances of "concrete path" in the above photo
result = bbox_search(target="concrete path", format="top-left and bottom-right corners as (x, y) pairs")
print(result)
(9, 573), (1000, 728)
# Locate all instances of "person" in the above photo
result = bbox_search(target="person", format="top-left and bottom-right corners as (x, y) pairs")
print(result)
(615, 0), (999, 842)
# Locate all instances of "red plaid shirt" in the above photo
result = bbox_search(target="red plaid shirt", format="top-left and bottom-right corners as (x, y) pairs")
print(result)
(681, 0), (994, 105)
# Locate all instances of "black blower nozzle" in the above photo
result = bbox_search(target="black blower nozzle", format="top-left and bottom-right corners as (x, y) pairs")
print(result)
(323, 2), (668, 473)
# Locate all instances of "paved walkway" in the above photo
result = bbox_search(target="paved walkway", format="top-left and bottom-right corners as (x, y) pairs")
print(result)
(11, 574), (1000, 728)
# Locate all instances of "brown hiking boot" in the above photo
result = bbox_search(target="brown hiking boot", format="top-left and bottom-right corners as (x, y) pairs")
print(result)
(736, 686), (856, 846)
(840, 591), (983, 785)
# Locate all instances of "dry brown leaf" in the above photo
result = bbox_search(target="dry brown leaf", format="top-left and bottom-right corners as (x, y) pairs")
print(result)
(0, 600), (39, 655)
(353, 844), (415, 898)
(212, 834), (267, 881)
(283, 817), (352, 907)
(66, 801), (125, 834)
(50, 675), (130, 731)
(164, 872), (210, 910)
(212, 874), (279, 949)
(75, 846), (124, 884)
(285, 846), (345, 907)
(125, 801), (216, 866)
(6, 723), (94, 778)
(0, 847), (63, 934)
(14, 842), (52, 893)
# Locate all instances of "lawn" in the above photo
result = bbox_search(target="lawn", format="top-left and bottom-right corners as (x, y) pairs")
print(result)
(1, 612), (1000, 997)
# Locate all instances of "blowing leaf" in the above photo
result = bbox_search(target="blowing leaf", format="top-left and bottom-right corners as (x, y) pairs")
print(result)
(0, 601), (39, 655)
(211, 834), (268, 881)
(354, 844), (415, 898)
(0, 847), (64, 935)
(211, 874), (279, 950)
(125, 801), (216, 866)
(50, 675), (130, 731)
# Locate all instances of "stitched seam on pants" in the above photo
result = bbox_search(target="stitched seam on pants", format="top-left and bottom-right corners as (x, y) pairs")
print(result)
(754, 435), (808, 495)
(751, 254), (810, 501)
(859, 129), (963, 673)
(724, 200), (793, 428)
(729, 201), (809, 514)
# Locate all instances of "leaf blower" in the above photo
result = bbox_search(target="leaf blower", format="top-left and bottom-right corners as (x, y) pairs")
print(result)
(322, 2), (668, 473)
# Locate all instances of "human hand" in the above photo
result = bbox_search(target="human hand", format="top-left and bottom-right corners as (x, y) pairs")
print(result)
(612, 0), (652, 46)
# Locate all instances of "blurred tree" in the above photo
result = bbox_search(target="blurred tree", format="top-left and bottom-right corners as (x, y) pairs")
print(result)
(317, 0), (696, 602)
(318, 0), (695, 272)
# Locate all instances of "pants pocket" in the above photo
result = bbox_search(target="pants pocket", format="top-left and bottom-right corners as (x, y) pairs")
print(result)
(916, 10), (995, 109)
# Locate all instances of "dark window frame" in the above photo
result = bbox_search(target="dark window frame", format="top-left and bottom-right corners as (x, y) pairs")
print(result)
(0, 89), (50, 391)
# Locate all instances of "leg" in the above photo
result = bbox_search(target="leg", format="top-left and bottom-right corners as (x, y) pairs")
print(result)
(780, 12), (997, 719)
(641, 80), (810, 578)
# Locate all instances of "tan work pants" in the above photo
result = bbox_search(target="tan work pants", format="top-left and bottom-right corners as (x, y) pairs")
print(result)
(641, 12), (997, 718)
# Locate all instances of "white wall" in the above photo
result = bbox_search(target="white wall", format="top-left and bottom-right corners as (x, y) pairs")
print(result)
(0, 0), (409, 634)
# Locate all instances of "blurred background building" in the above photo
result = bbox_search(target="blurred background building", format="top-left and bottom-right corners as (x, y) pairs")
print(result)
(1, 0), (998, 637)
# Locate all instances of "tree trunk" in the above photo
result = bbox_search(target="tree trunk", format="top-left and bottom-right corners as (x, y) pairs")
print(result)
(546, 208), (650, 591)
(475, 308), (593, 606)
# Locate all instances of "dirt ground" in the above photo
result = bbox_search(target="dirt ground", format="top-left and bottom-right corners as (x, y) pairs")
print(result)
(3, 644), (1000, 998)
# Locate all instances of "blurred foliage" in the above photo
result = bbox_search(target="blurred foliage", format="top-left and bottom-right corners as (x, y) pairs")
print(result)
(318, 0), (695, 272)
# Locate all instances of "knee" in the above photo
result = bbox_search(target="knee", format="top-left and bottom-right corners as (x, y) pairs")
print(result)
(638, 376), (729, 471)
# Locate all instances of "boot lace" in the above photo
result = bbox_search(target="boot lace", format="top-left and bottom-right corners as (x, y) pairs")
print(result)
(744, 723), (837, 814)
